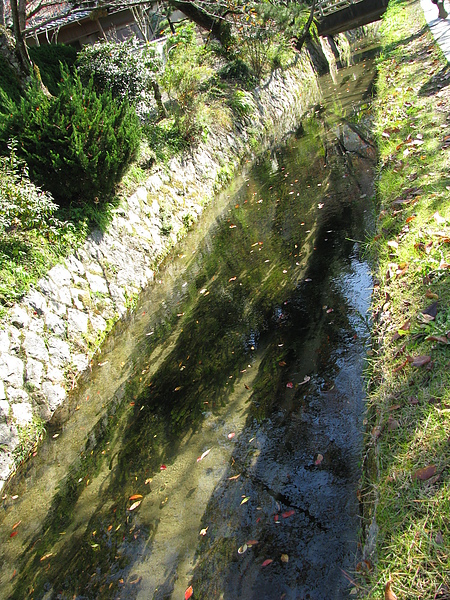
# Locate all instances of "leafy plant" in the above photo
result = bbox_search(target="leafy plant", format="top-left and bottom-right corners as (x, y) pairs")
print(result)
(0, 69), (141, 206)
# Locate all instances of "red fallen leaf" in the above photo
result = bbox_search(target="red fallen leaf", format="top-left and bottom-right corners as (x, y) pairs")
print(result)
(412, 465), (436, 481)
(246, 540), (259, 546)
(274, 514), (280, 522)
(129, 494), (143, 501)
(185, 585), (194, 599)
(315, 453), (324, 466)
(160, 465), (167, 470)
(9, 531), (19, 538)
(282, 509), (295, 518)
(410, 355), (432, 367)
(227, 432), (236, 439)
(406, 216), (416, 223)
(279, 361), (287, 367)
(286, 382), (294, 389)
(262, 559), (273, 567)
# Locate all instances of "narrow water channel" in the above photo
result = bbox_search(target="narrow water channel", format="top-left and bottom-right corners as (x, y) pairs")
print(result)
(0, 49), (377, 600)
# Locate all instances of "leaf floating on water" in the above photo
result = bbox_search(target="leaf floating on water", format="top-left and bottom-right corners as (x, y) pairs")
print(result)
(246, 540), (258, 546)
(240, 496), (250, 505)
(299, 375), (311, 385)
(129, 494), (143, 501)
(229, 276), (237, 282)
(286, 382), (294, 389)
(40, 553), (53, 562)
(228, 474), (241, 480)
(412, 465), (437, 481)
(315, 454), (324, 466)
(279, 361), (287, 367)
(199, 527), (208, 536)
(261, 559), (273, 567)
(282, 509), (295, 518)
(9, 531), (19, 538)
(238, 544), (248, 554)
(185, 585), (194, 600)
(197, 449), (211, 462)
(12, 521), (21, 530)
(128, 501), (142, 511)
(280, 554), (289, 563)
(228, 432), (236, 439)
(229, 224), (237, 229)
(160, 465), (167, 470)
(274, 514), (280, 522)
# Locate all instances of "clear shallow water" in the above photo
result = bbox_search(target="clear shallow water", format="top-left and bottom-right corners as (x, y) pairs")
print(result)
(0, 50), (377, 600)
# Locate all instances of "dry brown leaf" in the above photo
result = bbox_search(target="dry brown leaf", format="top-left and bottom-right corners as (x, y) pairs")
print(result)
(412, 464), (437, 481)
(385, 581), (397, 600)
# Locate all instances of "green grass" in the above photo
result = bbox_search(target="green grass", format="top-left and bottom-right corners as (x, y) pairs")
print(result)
(358, 1), (450, 598)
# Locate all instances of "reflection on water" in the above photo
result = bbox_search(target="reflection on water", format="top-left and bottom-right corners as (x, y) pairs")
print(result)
(0, 51), (377, 600)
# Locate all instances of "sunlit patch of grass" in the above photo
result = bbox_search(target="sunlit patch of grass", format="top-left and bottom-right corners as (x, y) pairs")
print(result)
(359, 0), (450, 598)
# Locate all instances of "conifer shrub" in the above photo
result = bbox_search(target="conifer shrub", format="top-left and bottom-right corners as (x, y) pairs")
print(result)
(29, 44), (78, 96)
(0, 69), (141, 206)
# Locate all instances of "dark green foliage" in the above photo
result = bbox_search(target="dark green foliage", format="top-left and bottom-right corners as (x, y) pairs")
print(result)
(0, 69), (141, 206)
(29, 44), (78, 96)
(0, 53), (22, 111)
(218, 59), (256, 88)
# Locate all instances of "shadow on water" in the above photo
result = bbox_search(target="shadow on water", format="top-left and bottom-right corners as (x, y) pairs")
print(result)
(1, 54), (377, 600)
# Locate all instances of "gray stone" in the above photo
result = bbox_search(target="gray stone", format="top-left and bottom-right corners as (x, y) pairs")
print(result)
(46, 366), (65, 383)
(0, 380), (5, 400)
(85, 261), (103, 276)
(28, 316), (44, 333)
(55, 286), (73, 307)
(45, 311), (66, 337)
(25, 289), (48, 315)
(89, 313), (107, 332)
(48, 264), (72, 287)
(67, 309), (89, 334)
(48, 337), (71, 364)
(0, 330), (9, 353)
(71, 288), (91, 311)
(41, 381), (66, 411)
(6, 387), (29, 401)
(26, 358), (44, 387)
(72, 353), (89, 373)
(11, 402), (33, 426)
(0, 353), (24, 387)
(48, 299), (67, 317)
(65, 255), (85, 276)
(38, 277), (57, 300)
(23, 331), (49, 362)
(7, 326), (21, 352)
(10, 306), (30, 328)
(86, 272), (109, 295)
(0, 423), (19, 451)
(0, 451), (15, 480)
(0, 399), (9, 418)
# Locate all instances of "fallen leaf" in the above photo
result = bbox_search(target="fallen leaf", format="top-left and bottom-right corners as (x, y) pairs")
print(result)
(228, 474), (241, 480)
(385, 581), (397, 600)
(433, 212), (446, 225)
(199, 527), (208, 536)
(286, 382), (294, 388)
(129, 494), (143, 501)
(279, 361), (287, 367)
(425, 290), (439, 300)
(185, 585), (194, 600)
(9, 531), (19, 538)
(282, 509), (295, 518)
(315, 453), (324, 465)
(388, 417), (400, 431)
(238, 544), (248, 554)
(229, 276), (237, 282)
(240, 496), (250, 505)
(11, 521), (21, 530)
(413, 465), (437, 481)
(246, 540), (258, 546)
(410, 355), (432, 367)
(422, 301), (438, 319)
(280, 554), (289, 563)
(262, 559), (273, 567)
(197, 449), (211, 462)
(160, 465), (167, 470)
(40, 553), (53, 562)
(299, 375), (311, 385)
(426, 335), (448, 344)
(274, 514), (280, 522)
(128, 501), (142, 511)
(227, 432), (236, 439)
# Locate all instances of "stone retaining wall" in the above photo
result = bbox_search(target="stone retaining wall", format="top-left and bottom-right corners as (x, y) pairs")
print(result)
(0, 39), (346, 491)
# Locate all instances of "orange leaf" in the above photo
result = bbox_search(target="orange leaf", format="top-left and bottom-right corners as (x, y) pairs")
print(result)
(185, 585), (193, 599)
(262, 559), (273, 567)
(129, 494), (143, 501)
(12, 521), (21, 530)
(412, 465), (436, 481)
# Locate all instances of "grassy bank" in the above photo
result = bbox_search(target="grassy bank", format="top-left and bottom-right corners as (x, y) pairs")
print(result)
(361, 1), (450, 598)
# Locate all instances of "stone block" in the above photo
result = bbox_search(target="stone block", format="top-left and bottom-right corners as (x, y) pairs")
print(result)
(26, 358), (44, 387)
(41, 381), (66, 412)
(48, 337), (71, 364)
(0, 423), (19, 451)
(67, 309), (89, 334)
(86, 272), (109, 295)
(0, 353), (24, 387)
(23, 331), (49, 362)
(0, 330), (9, 353)
(45, 311), (66, 337)
(11, 402), (33, 426)
(25, 290), (48, 316)
(10, 306), (30, 329)
(48, 264), (72, 287)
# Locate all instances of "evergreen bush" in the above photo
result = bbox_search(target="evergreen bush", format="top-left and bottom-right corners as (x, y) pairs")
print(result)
(0, 69), (141, 206)
(29, 44), (78, 96)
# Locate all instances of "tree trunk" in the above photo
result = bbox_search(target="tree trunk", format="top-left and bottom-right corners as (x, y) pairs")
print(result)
(294, 0), (317, 52)
(151, 80), (168, 119)
(10, 0), (32, 78)
(169, 0), (230, 45)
